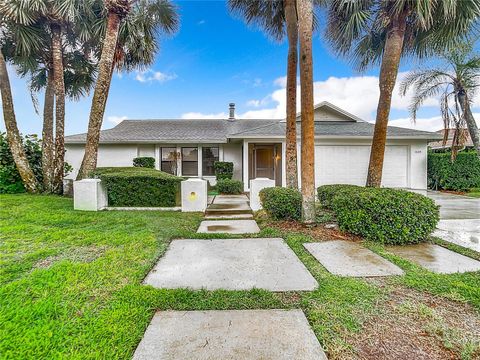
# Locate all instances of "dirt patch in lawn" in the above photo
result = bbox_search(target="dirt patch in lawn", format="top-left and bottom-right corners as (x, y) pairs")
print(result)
(347, 281), (480, 360)
(263, 219), (363, 242)
(33, 245), (108, 270)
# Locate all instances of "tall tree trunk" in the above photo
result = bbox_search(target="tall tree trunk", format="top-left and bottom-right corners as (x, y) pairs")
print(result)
(297, 0), (315, 223)
(51, 24), (66, 194)
(285, 0), (298, 189)
(42, 70), (55, 192)
(77, 12), (121, 179)
(458, 91), (480, 159)
(0, 50), (38, 193)
(366, 15), (407, 187)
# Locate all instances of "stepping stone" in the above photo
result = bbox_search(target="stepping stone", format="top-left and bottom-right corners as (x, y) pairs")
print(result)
(433, 219), (480, 252)
(388, 243), (480, 274)
(143, 238), (318, 291)
(204, 213), (254, 220)
(197, 220), (260, 234)
(304, 240), (404, 277)
(213, 194), (250, 204)
(133, 310), (327, 360)
(206, 202), (252, 213)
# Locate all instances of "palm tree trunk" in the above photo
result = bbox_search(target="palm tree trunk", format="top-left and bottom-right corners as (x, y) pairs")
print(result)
(366, 14), (407, 187)
(42, 70), (55, 192)
(458, 91), (480, 158)
(77, 12), (122, 179)
(285, 0), (298, 189)
(51, 24), (66, 194)
(0, 50), (38, 193)
(297, 0), (315, 223)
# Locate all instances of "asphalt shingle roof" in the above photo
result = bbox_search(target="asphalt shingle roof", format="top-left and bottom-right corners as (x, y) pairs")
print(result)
(65, 118), (441, 144)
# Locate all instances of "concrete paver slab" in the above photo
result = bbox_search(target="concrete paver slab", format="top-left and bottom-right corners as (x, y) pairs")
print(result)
(388, 243), (480, 274)
(427, 191), (480, 220)
(197, 219), (260, 234)
(206, 202), (252, 212)
(433, 219), (480, 252)
(143, 238), (318, 291)
(304, 240), (404, 277)
(133, 310), (327, 360)
(204, 213), (254, 220)
(213, 194), (250, 204)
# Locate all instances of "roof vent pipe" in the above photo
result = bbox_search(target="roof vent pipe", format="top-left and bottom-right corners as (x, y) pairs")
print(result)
(229, 103), (235, 120)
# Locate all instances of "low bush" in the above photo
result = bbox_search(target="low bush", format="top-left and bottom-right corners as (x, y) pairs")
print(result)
(317, 184), (362, 208)
(217, 178), (243, 194)
(317, 185), (439, 245)
(214, 161), (234, 180)
(133, 157), (155, 168)
(428, 151), (480, 191)
(259, 187), (302, 220)
(0, 132), (42, 193)
(92, 167), (182, 207)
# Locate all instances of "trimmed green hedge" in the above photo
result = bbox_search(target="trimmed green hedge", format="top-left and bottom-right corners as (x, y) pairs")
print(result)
(217, 178), (243, 194)
(260, 187), (302, 220)
(133, 157), (155, 168)
(92, 167), (182, 207)
(428, 151), (480, 191)
(214, 162), (233, 180)
(318, 185), (439, 245)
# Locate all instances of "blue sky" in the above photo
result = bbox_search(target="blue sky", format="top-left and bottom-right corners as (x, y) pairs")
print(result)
(2, 0), (479, 136)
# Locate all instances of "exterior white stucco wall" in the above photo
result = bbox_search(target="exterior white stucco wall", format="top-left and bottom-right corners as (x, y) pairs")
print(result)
(65, 144), (138, 179)
(223, 143), (243, 181)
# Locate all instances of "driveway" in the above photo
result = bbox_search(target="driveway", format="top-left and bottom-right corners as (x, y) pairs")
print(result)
(426, 191), (480, 252)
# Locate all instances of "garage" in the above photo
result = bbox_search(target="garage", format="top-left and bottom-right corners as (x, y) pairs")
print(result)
(315, 145), (409, 188)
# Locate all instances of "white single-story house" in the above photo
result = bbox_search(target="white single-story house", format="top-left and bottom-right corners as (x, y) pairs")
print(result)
(65, 102), (442, 191)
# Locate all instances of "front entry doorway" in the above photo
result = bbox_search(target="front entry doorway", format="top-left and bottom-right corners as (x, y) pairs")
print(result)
(248, 143), (282, 186)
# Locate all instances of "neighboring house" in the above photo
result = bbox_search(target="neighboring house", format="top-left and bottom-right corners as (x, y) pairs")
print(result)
(429, 128), (475, 150)
(65, 102), (442, 191)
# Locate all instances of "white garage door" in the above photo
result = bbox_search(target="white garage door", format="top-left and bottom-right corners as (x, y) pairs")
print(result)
(315, 145), (409, 188)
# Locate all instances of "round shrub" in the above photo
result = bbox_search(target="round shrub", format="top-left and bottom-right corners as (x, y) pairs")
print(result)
(214, 161), (234, 180)
(217, 178), (243, 194)
(317, 184), (362, 208)
(328, 187), (440, 245)
(133, 157), (155, 168)
(259, 187), (302, 220)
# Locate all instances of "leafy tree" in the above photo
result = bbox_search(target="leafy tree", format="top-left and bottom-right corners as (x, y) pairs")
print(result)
(326, 0), (480, 187)
(401, 42), (480, 159)
(0, 132), (42, 193)
(77, 0), (179, 179)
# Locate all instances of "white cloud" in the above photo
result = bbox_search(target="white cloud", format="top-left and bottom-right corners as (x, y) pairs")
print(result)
(181, 112), (227, 119)
(107, 115), (128, 125)
(197, 19), (206, 25)
(273, 76), (287, 87)
(135, 69), (177, 83)
(180, 72), (480, 129)
(388, 113), (480, 132)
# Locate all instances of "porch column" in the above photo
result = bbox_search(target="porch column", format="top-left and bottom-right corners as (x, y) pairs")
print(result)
(154, 145), (160, 170)
(242, 139), (249, 191)
(197, 145), (203, 178)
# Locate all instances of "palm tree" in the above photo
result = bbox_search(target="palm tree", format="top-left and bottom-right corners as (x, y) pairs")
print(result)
(297, 0), (315, 223)
(0, 48), (39, 193)
(77, 0), (179, 179)
(228, 0), (300, 189)
(400, 43), (480, 159)
(0, 0), (93, 193)
(15, 49), (97, 191)
(0, 14), (43, 192)
(326, 0), (480, 187)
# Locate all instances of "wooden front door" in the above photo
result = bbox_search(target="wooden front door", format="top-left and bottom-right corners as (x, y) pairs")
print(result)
(248, 144), (282, 186)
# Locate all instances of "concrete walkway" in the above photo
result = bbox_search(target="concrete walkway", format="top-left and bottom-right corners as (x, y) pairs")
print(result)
(136, 194), (327, 359)
(427, 191), (480, 252)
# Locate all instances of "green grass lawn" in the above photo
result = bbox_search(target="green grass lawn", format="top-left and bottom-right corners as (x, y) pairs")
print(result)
(1, 194), (479, 359)
(466, 188), (480, 198)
